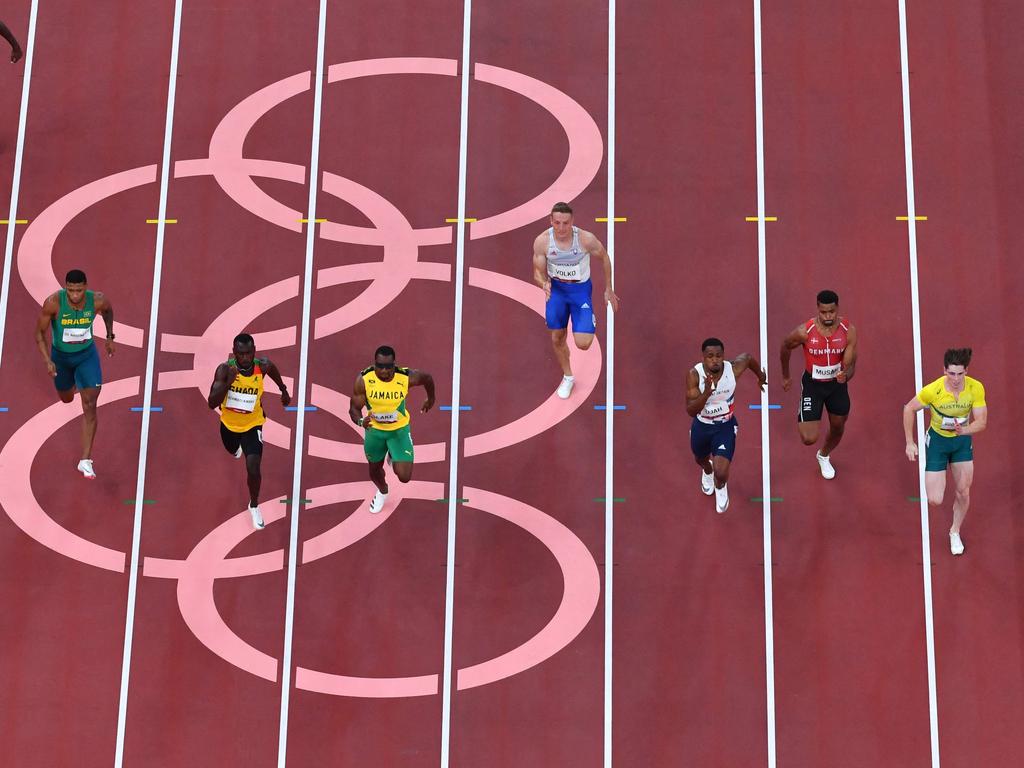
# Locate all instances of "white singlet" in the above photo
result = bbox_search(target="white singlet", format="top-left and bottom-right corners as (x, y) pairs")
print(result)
(694, 361), (736, 424)
(546, 226), (591, 282)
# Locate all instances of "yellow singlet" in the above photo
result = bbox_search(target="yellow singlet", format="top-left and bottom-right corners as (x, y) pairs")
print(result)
(361, 365), (410, 431)
(917, 375), (986, 438)
(220, 360), (266, 433)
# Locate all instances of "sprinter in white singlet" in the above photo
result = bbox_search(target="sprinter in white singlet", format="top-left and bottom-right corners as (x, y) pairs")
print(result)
(685, 337), (767, 513)
(532, 201), (619, 399)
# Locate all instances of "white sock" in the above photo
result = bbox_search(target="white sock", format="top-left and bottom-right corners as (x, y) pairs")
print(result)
(562, 375), (575, 382)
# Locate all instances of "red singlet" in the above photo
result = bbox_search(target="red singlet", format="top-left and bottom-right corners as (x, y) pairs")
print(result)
(802, 317), (849, 381)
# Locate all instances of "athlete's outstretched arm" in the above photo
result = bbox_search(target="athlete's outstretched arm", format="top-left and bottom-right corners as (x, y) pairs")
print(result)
(580, 231), (619, 312)
(408, 369), (436, 413)
(34, 293), (59, 376)
(779, 325), (807, 390)
(349, 375), (371, 427)
(262, 359), (291, 407)
(532, 234), (551, 300)
(733, 353), (767, 391)
(838, 324), (858, 383)
(0, 21), (23, 63)
(94, 292), (115, 357)
(902, 396), (927, 460)
(685, 368), (715, 418)
(207, 364), (234, 409)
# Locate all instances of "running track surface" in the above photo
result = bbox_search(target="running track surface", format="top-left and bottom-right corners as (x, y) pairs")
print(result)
(0, 2), (1021, 766)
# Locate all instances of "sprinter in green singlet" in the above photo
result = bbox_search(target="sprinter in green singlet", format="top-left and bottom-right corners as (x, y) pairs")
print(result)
(34, 269), (115, 479)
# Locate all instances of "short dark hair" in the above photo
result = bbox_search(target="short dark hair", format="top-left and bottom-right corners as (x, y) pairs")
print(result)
(65, 269), (87, 284)
(816, 289), (839, 305)
(701, 337), (725, 352)
(551, 201), (573, 216)
(375, 345), (396, 360)
(944, 348), (972, 368)
(233, 333), (255, 349)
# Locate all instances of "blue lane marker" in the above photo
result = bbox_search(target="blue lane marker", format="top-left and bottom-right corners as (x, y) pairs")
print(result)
(594, 404), (627, 411)
(749, 404), (781, 410)
(440, 405), (473, 411)
(0, 407), (8, 412)
(285, 405), (318, 411)
(130, 406), (163, 412)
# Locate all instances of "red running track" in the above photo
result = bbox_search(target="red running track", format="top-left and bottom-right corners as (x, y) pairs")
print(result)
(0, 2), (1022, 766)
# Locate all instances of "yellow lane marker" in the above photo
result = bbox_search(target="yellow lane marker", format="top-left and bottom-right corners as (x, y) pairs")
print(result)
(146, 219), (178, 224)
(299, 218), (327, 223)
(445, 218), (477, 223)
(0, 219), (28, 224)
(595, 217), (627, 222)
(897, 215), (928, 221)
(745, 216), (778, 222)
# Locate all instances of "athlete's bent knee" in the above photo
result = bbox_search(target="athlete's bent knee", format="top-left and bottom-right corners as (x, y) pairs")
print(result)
(801, 434), (817, 446)
(927, 493), (944, 507)
(574, 335), (594, 351)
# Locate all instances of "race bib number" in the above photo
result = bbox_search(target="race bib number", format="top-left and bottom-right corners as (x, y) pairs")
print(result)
(548, 262), (584, 281)
(372, 410), (400, 424)
(224, 389), (258, 413)
(812, 363), (841, 381)
(702, 401), (730, 419)
(940, 415), (968, 430)
(62, 326), (92, 344)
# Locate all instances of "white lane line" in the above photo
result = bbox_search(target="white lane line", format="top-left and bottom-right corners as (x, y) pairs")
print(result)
(603, 0), (617, 765)
(439, 1), (472, 764)
(898, 1), (941, 765)
(276, 1), (328, 766)
(752, 2), (777, 766)
(113, 2), (183, 766)
(0, 0), (41, 369)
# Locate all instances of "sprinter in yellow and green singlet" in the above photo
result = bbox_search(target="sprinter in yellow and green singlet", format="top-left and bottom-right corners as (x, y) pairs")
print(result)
(33, 269), (115, 479)
(349, 345), (435, 514)
(903, 347), (988, 556)
(207, 333), (291, 530)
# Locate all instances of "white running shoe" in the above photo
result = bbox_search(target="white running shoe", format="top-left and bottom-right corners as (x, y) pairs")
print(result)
(950, 532), (965, 556)
(369, 491), (388, 514)
(556, 376), (575, 399)
(700, 470), (714, 496)
(816, 451), (836, 480)
(77, 459), (96, 479)
(234, 446), (243, 459)
(714, 484), (729, 513)
(249, 505), (265, 530)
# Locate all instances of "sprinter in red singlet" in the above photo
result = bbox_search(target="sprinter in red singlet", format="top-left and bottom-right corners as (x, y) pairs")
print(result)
(779, 289), (859, 479)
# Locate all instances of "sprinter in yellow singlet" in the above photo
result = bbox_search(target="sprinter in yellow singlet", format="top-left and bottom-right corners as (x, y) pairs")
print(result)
(207, 333), (291, 530)
(903, 347), (988, 556)
(349, 345), (435, 514)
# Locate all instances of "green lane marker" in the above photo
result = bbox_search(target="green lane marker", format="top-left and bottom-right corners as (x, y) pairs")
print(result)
(594, 497), (626, 502)
(435, 498), (469, 503)
(907, 496), (921, 502)
(123, 499), (156, 505)
(281, 498), (313, 504)
(751, 497), (783, 502)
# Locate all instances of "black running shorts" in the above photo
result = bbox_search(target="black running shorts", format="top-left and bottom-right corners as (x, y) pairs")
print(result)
(798, 371), (851, 422)
(220, 423), (264, 457)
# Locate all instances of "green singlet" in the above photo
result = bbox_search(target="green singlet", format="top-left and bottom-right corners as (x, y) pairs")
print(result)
(51, 289), (97, 353)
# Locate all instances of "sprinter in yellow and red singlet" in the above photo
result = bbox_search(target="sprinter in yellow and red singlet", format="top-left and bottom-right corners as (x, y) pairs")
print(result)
(902, 347), (988, 556)
(33, 269), (116, 479)
(348, 345), (435, 514)
(780, 289), (859, 480)
(207, 333), (291, 530)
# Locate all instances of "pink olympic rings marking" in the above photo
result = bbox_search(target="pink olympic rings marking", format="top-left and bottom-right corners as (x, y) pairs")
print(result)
(15, 57), (603, 346)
